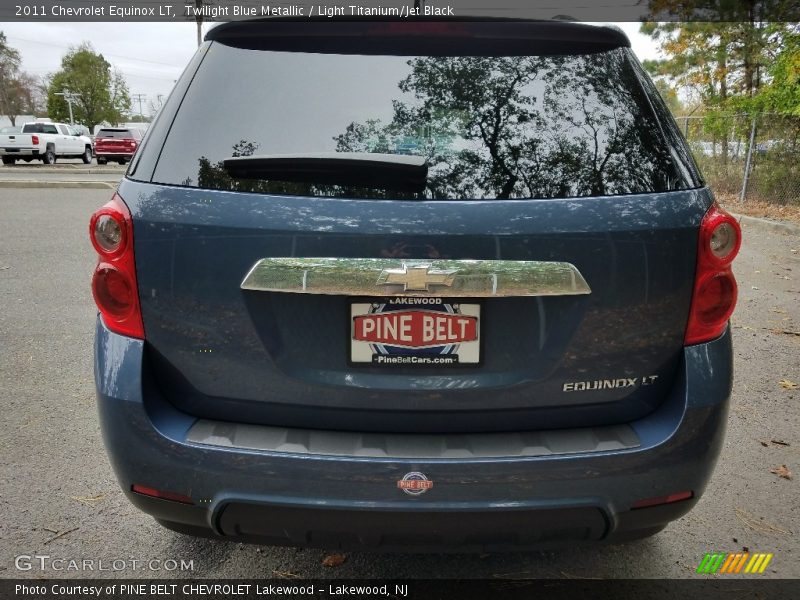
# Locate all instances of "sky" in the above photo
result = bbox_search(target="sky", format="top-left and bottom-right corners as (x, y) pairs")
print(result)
(0, 21), (659, 117)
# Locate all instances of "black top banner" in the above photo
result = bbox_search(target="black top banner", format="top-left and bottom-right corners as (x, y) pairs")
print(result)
(1, 0), (799, 22)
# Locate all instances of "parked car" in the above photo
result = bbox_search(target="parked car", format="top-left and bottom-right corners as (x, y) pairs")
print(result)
(94, 127), (143, 164)
(0, 121), (93, 164)
(91, 19), (741, 551)
(0, 126), (21, 134)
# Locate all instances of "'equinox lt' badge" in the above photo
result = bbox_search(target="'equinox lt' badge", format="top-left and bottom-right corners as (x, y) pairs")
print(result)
(397, 472), (433, 496)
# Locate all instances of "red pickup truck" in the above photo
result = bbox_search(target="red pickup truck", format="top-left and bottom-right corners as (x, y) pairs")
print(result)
(94, 128), (143, 165)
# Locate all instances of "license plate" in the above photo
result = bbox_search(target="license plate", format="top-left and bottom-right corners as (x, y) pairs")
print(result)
(350, 298), (480, 366)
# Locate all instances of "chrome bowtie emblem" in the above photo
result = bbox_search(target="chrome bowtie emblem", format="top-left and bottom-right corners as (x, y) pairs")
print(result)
(377, 263), (457, 292)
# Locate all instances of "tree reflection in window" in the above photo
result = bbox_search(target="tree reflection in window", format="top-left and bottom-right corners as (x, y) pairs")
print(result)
(193, 50), (687, 199)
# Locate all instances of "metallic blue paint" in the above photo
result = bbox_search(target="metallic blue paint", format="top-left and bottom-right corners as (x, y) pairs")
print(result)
(119, 177), (714, 433)
(95, 314), (732, 547)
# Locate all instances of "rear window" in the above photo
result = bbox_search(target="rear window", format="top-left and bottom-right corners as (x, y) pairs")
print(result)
(152, 43), (698, 199)
(23, 123), (58, 134)
(98, 129), (139, 139)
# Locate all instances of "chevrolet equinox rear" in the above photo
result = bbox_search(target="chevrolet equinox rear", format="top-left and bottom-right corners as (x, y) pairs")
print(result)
(92, 19), (741, 551)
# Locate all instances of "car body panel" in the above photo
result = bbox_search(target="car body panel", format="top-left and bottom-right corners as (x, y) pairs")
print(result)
(123, 177), (710, 432)
(95, 316), (731, 550)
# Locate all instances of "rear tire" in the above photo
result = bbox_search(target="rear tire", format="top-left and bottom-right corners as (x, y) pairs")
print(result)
(82, 146), (92, 164)
(97, 157), (107, 165)
(2, 157), (16, 165)
(42, 148), (56, 165)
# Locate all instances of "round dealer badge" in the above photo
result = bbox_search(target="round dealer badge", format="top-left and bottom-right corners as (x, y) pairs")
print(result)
(397, 471), (433, 496)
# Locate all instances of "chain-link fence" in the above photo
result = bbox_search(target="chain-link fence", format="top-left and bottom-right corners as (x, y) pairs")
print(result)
(680, 113), (800, 205)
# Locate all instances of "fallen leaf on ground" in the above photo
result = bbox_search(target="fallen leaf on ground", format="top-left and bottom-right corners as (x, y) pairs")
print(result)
(779, 379), (798, 390)
(769, 465), (792, 480)
(272, 570), (301, 579)
(71, 493), (106, 507)
(770, 329), (800, 337)
(322, 554), (346, 568)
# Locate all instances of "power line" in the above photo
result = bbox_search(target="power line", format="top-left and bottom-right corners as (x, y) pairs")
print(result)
(55, 89), (81, 124)
(131, 93), (147, 119)
(5, 35), (187, 69)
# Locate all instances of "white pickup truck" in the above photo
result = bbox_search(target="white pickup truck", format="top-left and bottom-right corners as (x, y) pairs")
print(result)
(0, 122), (93, 165)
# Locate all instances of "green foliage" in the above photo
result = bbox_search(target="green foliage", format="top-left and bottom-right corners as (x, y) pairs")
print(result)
(653, 79), (683, 115)
(46, 43), (131, 130)
(756, 32), (800, 115)
(640, 12), (797, 115)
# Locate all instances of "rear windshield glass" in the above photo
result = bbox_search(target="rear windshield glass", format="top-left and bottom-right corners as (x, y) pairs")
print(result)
(23, 123), (58, 134)
(152, 43), (697, 199)
(98, 129), (139, 138)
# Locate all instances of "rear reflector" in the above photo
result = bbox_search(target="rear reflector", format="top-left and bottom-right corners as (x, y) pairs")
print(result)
(631, 491), (693, 510)
(131, 484), (193, 505)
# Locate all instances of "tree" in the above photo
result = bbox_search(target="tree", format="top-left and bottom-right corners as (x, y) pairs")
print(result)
(755, 31), (800, 115)
(0, 32), (41, 125)
(333, 53), (678, 199)
(640, 9), (798, 161)
(654, 79), (683, 115)
(46, 43), (131, 131)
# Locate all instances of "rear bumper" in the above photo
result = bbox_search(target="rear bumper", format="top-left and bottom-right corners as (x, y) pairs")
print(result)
(95, 151), (134, 158)
(0, 148), (39, 156)
(95, 318), (732, 551)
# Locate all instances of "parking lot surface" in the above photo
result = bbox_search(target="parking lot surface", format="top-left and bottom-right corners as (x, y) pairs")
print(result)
(0, 188), (797, 579)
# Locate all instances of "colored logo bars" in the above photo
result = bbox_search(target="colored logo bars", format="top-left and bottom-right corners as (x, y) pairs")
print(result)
(696, 552), (774, 574)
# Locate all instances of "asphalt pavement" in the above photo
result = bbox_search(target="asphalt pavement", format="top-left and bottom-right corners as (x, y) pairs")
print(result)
(0, 188), (797, 580)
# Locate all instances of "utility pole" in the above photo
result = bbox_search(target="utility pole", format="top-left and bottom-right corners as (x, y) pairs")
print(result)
(195, 0), (205, 47)
(131, 93), (146, 120)
(55, 89), (80, 124)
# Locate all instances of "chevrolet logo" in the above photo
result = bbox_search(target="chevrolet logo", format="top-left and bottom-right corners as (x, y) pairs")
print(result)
(377, 263), (457, 292)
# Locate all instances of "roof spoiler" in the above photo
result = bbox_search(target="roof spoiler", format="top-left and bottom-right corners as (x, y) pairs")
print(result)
(206, 18), (630, 56)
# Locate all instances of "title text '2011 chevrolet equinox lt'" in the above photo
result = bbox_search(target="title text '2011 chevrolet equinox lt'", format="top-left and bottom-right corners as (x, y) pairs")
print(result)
(92, 19), (741, 551)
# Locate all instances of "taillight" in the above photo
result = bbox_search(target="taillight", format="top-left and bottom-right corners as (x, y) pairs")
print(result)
(89, 194), (144, 339)
(684, 204), (741, 345)
(368, 22), (470, 36)
(31, 135), (39, 145)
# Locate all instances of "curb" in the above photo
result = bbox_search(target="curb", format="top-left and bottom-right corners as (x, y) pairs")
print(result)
(2, 166), (126, 173)
(731, 213), (800, 236)
(0, 180), (117, 190)
(4, 169), (126, 175)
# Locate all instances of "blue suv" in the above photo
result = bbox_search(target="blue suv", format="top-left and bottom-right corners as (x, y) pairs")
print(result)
(91, 19), (741, 551)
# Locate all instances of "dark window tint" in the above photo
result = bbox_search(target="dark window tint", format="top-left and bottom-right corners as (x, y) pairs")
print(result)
(97, 128), (140, 139)
(152, 44), (698, 199)
(23, 123), (58, 134)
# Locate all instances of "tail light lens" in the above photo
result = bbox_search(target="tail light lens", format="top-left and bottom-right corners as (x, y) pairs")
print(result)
(684, 204), (741, 345)
(89, 194), (144, 339)
(31, 135), (39, 145)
